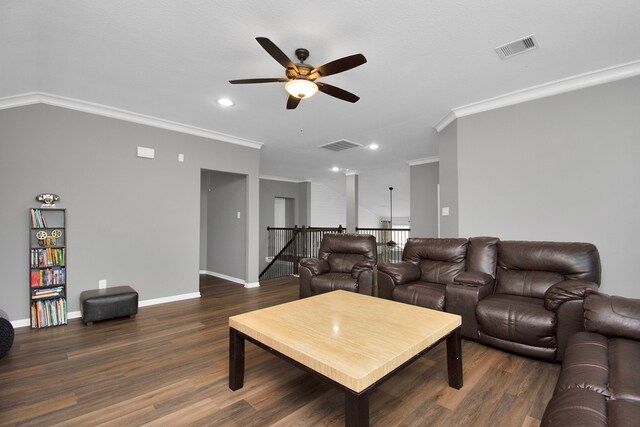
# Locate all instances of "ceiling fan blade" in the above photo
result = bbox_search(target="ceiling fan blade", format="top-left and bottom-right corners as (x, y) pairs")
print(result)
(256, 37), (298, 73)
(310, 53), (367, 78)
(229, 78), (289, 84)
(316, 82), (360, 103)
(286, 95), (301, 110)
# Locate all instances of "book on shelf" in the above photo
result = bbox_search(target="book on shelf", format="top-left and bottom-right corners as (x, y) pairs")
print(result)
(30, 298), (67, 328)
(30, 208), (48, 229)
(30, 248), (65, 268)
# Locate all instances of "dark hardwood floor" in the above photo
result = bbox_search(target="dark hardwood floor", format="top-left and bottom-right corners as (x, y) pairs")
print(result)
(0, 275), (559, 426)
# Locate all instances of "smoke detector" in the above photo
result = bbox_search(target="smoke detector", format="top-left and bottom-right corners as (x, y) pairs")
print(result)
(495, 34), (539, 59)
(319, 139), (362, 152)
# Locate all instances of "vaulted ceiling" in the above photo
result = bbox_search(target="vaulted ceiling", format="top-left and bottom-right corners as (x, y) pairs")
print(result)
(2, 1), (640, 219)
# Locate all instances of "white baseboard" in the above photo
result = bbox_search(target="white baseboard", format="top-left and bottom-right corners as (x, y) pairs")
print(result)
(138, 292), (201, 308)
(200, 270), (260, 288)
(10, 292), (200, 328)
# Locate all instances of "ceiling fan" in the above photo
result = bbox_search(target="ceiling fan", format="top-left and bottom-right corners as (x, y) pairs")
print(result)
(229, 37), (367, 110)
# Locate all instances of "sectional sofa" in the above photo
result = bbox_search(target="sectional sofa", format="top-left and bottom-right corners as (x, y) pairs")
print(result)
(377, 237), (601, 362)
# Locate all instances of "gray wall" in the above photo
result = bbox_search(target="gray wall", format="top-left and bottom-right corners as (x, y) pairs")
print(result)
(258, 179), (310, 272)
(199, 172), (208, 269)
(453, 75), (640, 298)
(438, 121), (459, 237)
(409, 162), (439, 237)
(346, 174), (358, 232)
(0, 104), (260, 320)
(203, 170), (247, 280)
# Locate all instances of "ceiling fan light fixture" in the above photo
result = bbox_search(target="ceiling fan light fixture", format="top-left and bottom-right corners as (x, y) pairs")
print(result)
(285, 79), (318, 99)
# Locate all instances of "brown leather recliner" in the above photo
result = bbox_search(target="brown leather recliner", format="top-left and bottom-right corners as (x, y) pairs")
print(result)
(298, 233), (377, 298)
(377, 237), (469, 311)
(541, 292), (640, 425)
(475, 240), (601, 361)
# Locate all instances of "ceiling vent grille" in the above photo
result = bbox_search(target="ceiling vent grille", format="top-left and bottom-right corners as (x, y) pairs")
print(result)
(495, 34), (538, 59)
(319, 139), (362, 151)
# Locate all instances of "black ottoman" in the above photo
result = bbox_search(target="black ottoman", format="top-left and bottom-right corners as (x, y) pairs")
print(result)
(0, 308), (14, 359)
(80, 286), (138, 325)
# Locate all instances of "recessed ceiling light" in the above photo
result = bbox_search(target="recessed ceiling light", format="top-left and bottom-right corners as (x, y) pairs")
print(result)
(368, 143), (379, 150)
(217, 98), (234, 107)
(331, 166), (340, 172)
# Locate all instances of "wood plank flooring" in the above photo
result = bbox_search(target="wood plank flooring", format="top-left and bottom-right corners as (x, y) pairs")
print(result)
(0, 275), (560, 426)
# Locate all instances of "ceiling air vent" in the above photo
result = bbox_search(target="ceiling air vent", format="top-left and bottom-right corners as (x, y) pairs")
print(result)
(319, 139), (362, 152)
(495, 34), (538, 59)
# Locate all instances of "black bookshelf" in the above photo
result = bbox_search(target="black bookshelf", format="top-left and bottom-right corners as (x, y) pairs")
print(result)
(29, 208), (67, 328)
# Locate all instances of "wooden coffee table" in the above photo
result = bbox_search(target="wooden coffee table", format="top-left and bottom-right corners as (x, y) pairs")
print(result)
(228, 290), (462, 426)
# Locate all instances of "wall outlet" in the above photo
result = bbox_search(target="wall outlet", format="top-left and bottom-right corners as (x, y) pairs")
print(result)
(99, 279), (107, 289)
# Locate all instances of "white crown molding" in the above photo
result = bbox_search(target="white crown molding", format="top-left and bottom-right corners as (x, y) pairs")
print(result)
(259, 175), (306, 183)
(433, 59), (640, 132)
(408, 156), (439, 166)
(433, 112), (457, 133)
(0, 92), (264, 149)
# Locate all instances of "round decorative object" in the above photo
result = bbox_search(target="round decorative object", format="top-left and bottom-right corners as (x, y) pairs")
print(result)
(51, 229), (63, 238)
(0, 309), (14, 359)
(36, 231), (48, 240)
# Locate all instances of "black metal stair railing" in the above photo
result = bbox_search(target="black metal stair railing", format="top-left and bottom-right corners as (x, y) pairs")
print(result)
(355, 227), (410, 263)
(260, 225), (344, 279)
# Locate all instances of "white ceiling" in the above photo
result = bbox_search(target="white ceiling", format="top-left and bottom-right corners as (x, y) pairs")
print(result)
(2, 1), (640, 220)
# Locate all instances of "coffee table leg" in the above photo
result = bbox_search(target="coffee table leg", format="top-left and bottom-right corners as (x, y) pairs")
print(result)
(229, 328), (245, 390)
(345, 390), (369, 427)
(446, 328), (463, 389)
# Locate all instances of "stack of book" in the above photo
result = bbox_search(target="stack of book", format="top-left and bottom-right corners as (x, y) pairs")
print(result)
(30, 269), (66, 287)
(30, 248), (65, 268)
(30, 298), (67, 328)
(31, 286), (64, 300)
(30, 209), (48, 228)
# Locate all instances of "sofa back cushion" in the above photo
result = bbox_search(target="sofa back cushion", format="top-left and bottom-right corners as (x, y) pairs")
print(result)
(496, 240), (601, 298)
(466, 237), (499, 277)
(403, 238), (467, 285)
(319, 233), (377, 273)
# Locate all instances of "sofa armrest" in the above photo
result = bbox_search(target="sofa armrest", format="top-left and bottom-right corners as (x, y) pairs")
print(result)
(299, 257), (330, 276)
(544, 280), (599, 311)
(351, 260), (374, 279)
(453, 271), (494, 287)
(377, 261), (421, 286)
(584, 292), (640, 340)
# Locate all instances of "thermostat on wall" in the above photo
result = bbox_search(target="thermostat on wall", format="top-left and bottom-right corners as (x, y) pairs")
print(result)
(137, 146), (155, 159)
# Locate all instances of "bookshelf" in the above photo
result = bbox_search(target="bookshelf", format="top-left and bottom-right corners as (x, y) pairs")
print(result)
(29, 208), (67, 328)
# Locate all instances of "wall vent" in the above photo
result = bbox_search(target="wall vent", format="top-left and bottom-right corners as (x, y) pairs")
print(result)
(319, 139), (362, 151)
(495, 34), (539, 59)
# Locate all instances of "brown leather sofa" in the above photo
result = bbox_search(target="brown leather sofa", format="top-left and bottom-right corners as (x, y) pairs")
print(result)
(378, 237), (601, 362)
(377, 237), (498, 312)
(541, 292), (640, 426)
(298, 233), (377, 298)
(475, 240), (601, 361)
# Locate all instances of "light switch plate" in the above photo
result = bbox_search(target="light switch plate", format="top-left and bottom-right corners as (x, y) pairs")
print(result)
(442, 207), (450, 216)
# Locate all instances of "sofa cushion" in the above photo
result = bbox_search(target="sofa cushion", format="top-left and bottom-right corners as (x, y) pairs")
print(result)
(554, 332), (610, 396)
(496, 240), (601, 297)
(318, 233), (377, 273)
(392, 282), (445, 311)
(477, 294), (556, 348)
(541, 388), (607, 427)
(403, 238), (467, 285)
(609, 338), (640, 403)
(310, 273), (357, 294)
